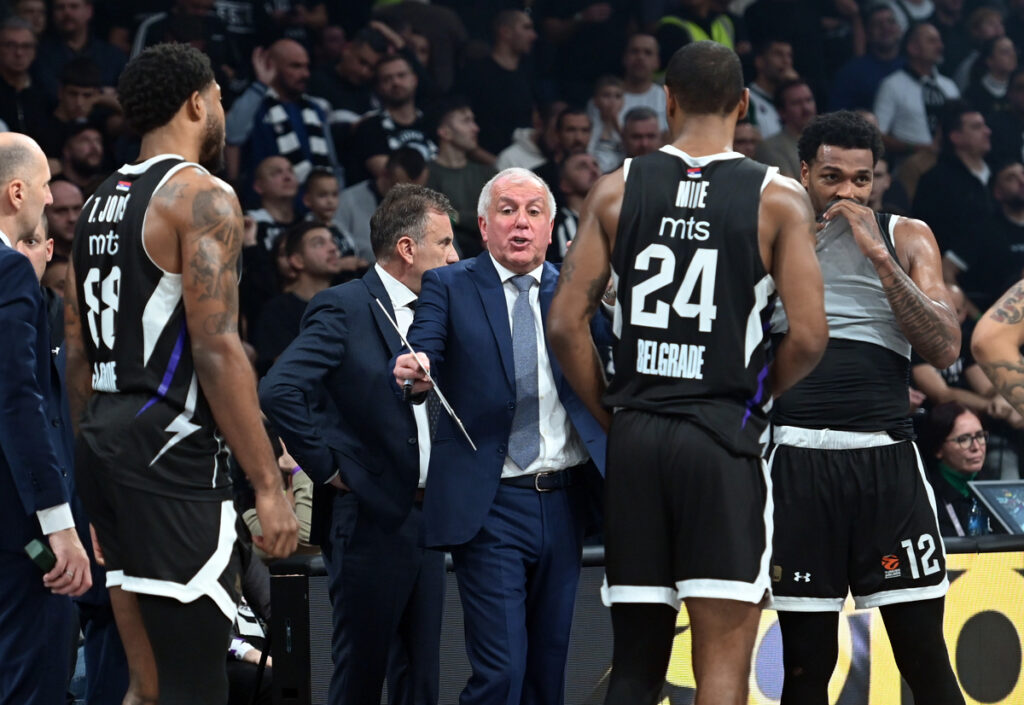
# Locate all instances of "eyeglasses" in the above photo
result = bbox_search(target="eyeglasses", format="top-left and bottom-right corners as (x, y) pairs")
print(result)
(945, 430), (989, 450)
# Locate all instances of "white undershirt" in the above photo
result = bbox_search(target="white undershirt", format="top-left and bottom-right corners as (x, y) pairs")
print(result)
(489, 255), (587, 478)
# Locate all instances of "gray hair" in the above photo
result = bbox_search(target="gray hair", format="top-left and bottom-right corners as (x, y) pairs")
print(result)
(370, 183), (454, 262)
(623, 106), (659, 126)
(476, 167), (557, 224)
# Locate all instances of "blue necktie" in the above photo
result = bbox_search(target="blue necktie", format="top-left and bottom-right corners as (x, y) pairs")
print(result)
(509, 274), (540, 469)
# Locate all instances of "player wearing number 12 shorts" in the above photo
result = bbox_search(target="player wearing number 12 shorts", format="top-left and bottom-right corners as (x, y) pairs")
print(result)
(547, 41), (828, 705)
(64, 44), (298, 705)
(767, 110), (965, 705)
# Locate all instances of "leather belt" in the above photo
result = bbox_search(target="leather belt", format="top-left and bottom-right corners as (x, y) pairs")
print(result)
(500, 466), (584, 492)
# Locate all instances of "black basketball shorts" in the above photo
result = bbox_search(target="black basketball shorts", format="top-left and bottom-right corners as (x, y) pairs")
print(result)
(769, 425), (948, 612)
(602, 409), (772, 609)
(76, 436), (241, 621)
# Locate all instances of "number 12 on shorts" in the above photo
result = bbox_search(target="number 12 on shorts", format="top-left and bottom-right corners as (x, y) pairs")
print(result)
(900, 534), (941, 580)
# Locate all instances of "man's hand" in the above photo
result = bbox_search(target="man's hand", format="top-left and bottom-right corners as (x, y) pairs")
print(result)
(822, 198), (890, 264)
(89, 523), (105, 566)
(393, 352), (433, 395)
(252, 489), (299, 558)
(44, 527), (92, 597)
(251, 47), (276, 87)
(329, 474), (351, 492)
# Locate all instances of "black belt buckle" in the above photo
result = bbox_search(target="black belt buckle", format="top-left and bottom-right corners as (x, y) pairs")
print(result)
(534, 471), (555, 492)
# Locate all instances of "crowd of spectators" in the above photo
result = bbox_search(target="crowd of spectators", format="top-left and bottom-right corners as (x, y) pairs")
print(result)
(8, 0), (1024, 699)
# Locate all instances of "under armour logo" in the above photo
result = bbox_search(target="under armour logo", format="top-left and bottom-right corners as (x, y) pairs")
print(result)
(793, 572), (812, 583)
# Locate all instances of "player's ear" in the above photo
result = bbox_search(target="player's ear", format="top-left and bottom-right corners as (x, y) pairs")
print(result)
(736, 88), (749, 122)
(186, 90), (204, 122)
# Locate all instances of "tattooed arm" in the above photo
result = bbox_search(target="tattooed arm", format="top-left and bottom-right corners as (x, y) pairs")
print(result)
(63, 262), (92, 436)
(547, 169), (621, 432)
(827, 200), (960, 368)
(159, 171), (298, 558)
(972, 280), (1024, 416)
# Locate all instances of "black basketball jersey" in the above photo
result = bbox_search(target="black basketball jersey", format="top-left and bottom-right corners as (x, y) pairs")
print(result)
(604, 147), (775, 457)
(72, 154), (231, 499)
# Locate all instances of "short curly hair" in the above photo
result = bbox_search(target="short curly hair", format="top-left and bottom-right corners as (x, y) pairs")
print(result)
(797, 110), (884, 166)
(118, 43), (215, 136)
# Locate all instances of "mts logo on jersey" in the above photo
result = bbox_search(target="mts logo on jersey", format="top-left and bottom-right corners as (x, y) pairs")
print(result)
(675, 179), (709, 209)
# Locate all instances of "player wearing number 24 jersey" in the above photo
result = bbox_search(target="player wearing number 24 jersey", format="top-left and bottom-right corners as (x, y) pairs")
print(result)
(548, 42), (828, 705)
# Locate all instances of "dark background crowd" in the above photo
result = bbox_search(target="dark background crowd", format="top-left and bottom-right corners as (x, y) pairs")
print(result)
(4, 0), (1024, 700)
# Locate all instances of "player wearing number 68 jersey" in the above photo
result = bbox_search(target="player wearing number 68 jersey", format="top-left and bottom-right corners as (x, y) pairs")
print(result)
(767, 110), (965, 705)
(548, 42), (827, 705)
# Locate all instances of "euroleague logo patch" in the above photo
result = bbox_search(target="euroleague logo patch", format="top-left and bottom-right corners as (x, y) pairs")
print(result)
(882, 554), (902, 579)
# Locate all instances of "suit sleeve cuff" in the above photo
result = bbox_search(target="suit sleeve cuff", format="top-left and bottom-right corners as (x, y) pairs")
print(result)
(37, 503), (74, 534)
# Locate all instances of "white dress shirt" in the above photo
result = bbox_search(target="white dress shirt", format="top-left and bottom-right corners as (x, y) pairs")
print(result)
(0, 227), (75, 534)
(376, 264), (431, 487)
(489, 255), (587, 478)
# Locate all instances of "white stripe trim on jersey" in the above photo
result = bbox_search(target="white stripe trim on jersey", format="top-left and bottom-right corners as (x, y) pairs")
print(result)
(659, 144), (744, 165)
(886, 213), (902, 252)
(760, 165), (779, 193)
(744, 274), (776, 366)
(140, 160), (211, 276)
(141, 272), (182, 366)
(118, 153), (186, 175)
(772, 425), (901, 450)
(117, 500), (239, 621)
(622, 157), (632, 181)
(770, 595), (847, 612)
(601, 580), (681, 609)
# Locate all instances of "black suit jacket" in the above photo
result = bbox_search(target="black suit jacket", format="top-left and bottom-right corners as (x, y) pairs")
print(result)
(259, 268), (420, 545)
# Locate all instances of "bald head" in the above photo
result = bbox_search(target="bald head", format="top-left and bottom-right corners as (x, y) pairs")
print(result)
(0, 132), (52, 239)
(269, 39), (310, 99)
(0, 132), (46, 189)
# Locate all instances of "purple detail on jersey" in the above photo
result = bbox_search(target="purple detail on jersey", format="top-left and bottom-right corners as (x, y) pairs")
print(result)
(741, 362), (771, 428)
(136, 322), (187, 417)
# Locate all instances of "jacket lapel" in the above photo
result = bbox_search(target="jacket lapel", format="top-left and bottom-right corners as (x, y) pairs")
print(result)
(470, 253), (515, 387)
(362, 268), (404, 356)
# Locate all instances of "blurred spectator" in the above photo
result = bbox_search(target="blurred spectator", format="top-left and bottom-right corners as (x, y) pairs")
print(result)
(494, 105), (552, 172)
(256, 221), (341, 373)
(45, 179), (84, 259)
(952, 6), (1005, 92)
(212, 0), (275, 62)
(372, 0), (468, 95)
(733, 117), (762, 159)
(301, 169), (366, 280)
(132, 0), (247, 102)
(426, 99), (496, 257)
(264, 0), (327, 49)
(533, 106), (591, 205)
(249, 155), (302, 252)
(743, 0), (827, 103)
(308, 27), (386, 138)
(1010, 0), (1024, 56)
(883, 0), (933, 33)
(534, 0), (631, 104)
(622, 106), (663, 158)
(58, 123), (105, 197)
(869, 156), (911, 214)
(747, 38), (794, 138)
(655, 0), (738, 71)
(32, 0), (127, 104)
(336, 147), (428, 265)
(11, 0), (45, 37)
(458, 9), (537, 156)
(920, 402), (1002, 536)
(755, 78), (816, 178)
(958, 161), (1024, 311)
(965, 36), (1017, 118)
(828, 4), (904, 112)
(587, 75), (625, 173)
(348, 54), (437, 184)
(619, 33), (667, 133)
(312, 24), (346, 67)
(913, 101), (993, 283)
(994, 71), (1024, 170)
(226, 39), (340, 195)
(931, 0), (971, 77)
(0, 17), (48, 145)
(548, 152), (600, 263)
(40, 58), (122, 158)
(42, 254), (69, 300)
(874, 22), (958, 159)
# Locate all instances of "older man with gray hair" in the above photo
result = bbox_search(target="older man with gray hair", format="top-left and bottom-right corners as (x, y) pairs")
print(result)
(0, 131), (92, 705)
(393, 167), (608, 705)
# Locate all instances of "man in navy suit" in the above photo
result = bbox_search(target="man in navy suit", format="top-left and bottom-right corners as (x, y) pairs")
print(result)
(260, 183), (459, 705)
(0, 132), (92, 704)
(394, 167), (608, 705)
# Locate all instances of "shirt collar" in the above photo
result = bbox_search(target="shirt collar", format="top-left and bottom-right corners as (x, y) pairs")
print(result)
(374, 263), (418, 309)
(0, 229), (11, 248)
(489, 253), (544, 287)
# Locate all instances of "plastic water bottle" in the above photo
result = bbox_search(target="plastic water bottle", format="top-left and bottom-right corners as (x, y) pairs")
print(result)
(967, 498), (986, 537)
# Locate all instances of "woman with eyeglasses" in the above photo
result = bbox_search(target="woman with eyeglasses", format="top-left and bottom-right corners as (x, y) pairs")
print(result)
(920, 402), (1004, 537)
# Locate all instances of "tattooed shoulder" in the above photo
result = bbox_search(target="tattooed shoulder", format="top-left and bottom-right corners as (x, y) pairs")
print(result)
(989, 282), (1024, 325)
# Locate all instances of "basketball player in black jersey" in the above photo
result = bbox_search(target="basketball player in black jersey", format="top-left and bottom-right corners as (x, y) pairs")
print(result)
(548, 41), (828, 705)
(63, 44), (299, 705)
(768, 111), (964, 705)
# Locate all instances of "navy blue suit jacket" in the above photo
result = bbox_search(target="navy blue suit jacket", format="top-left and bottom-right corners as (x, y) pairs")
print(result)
(0, 243), (73, 552)
(260, 267), (420, 545)
(404, 253), (607, 549)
